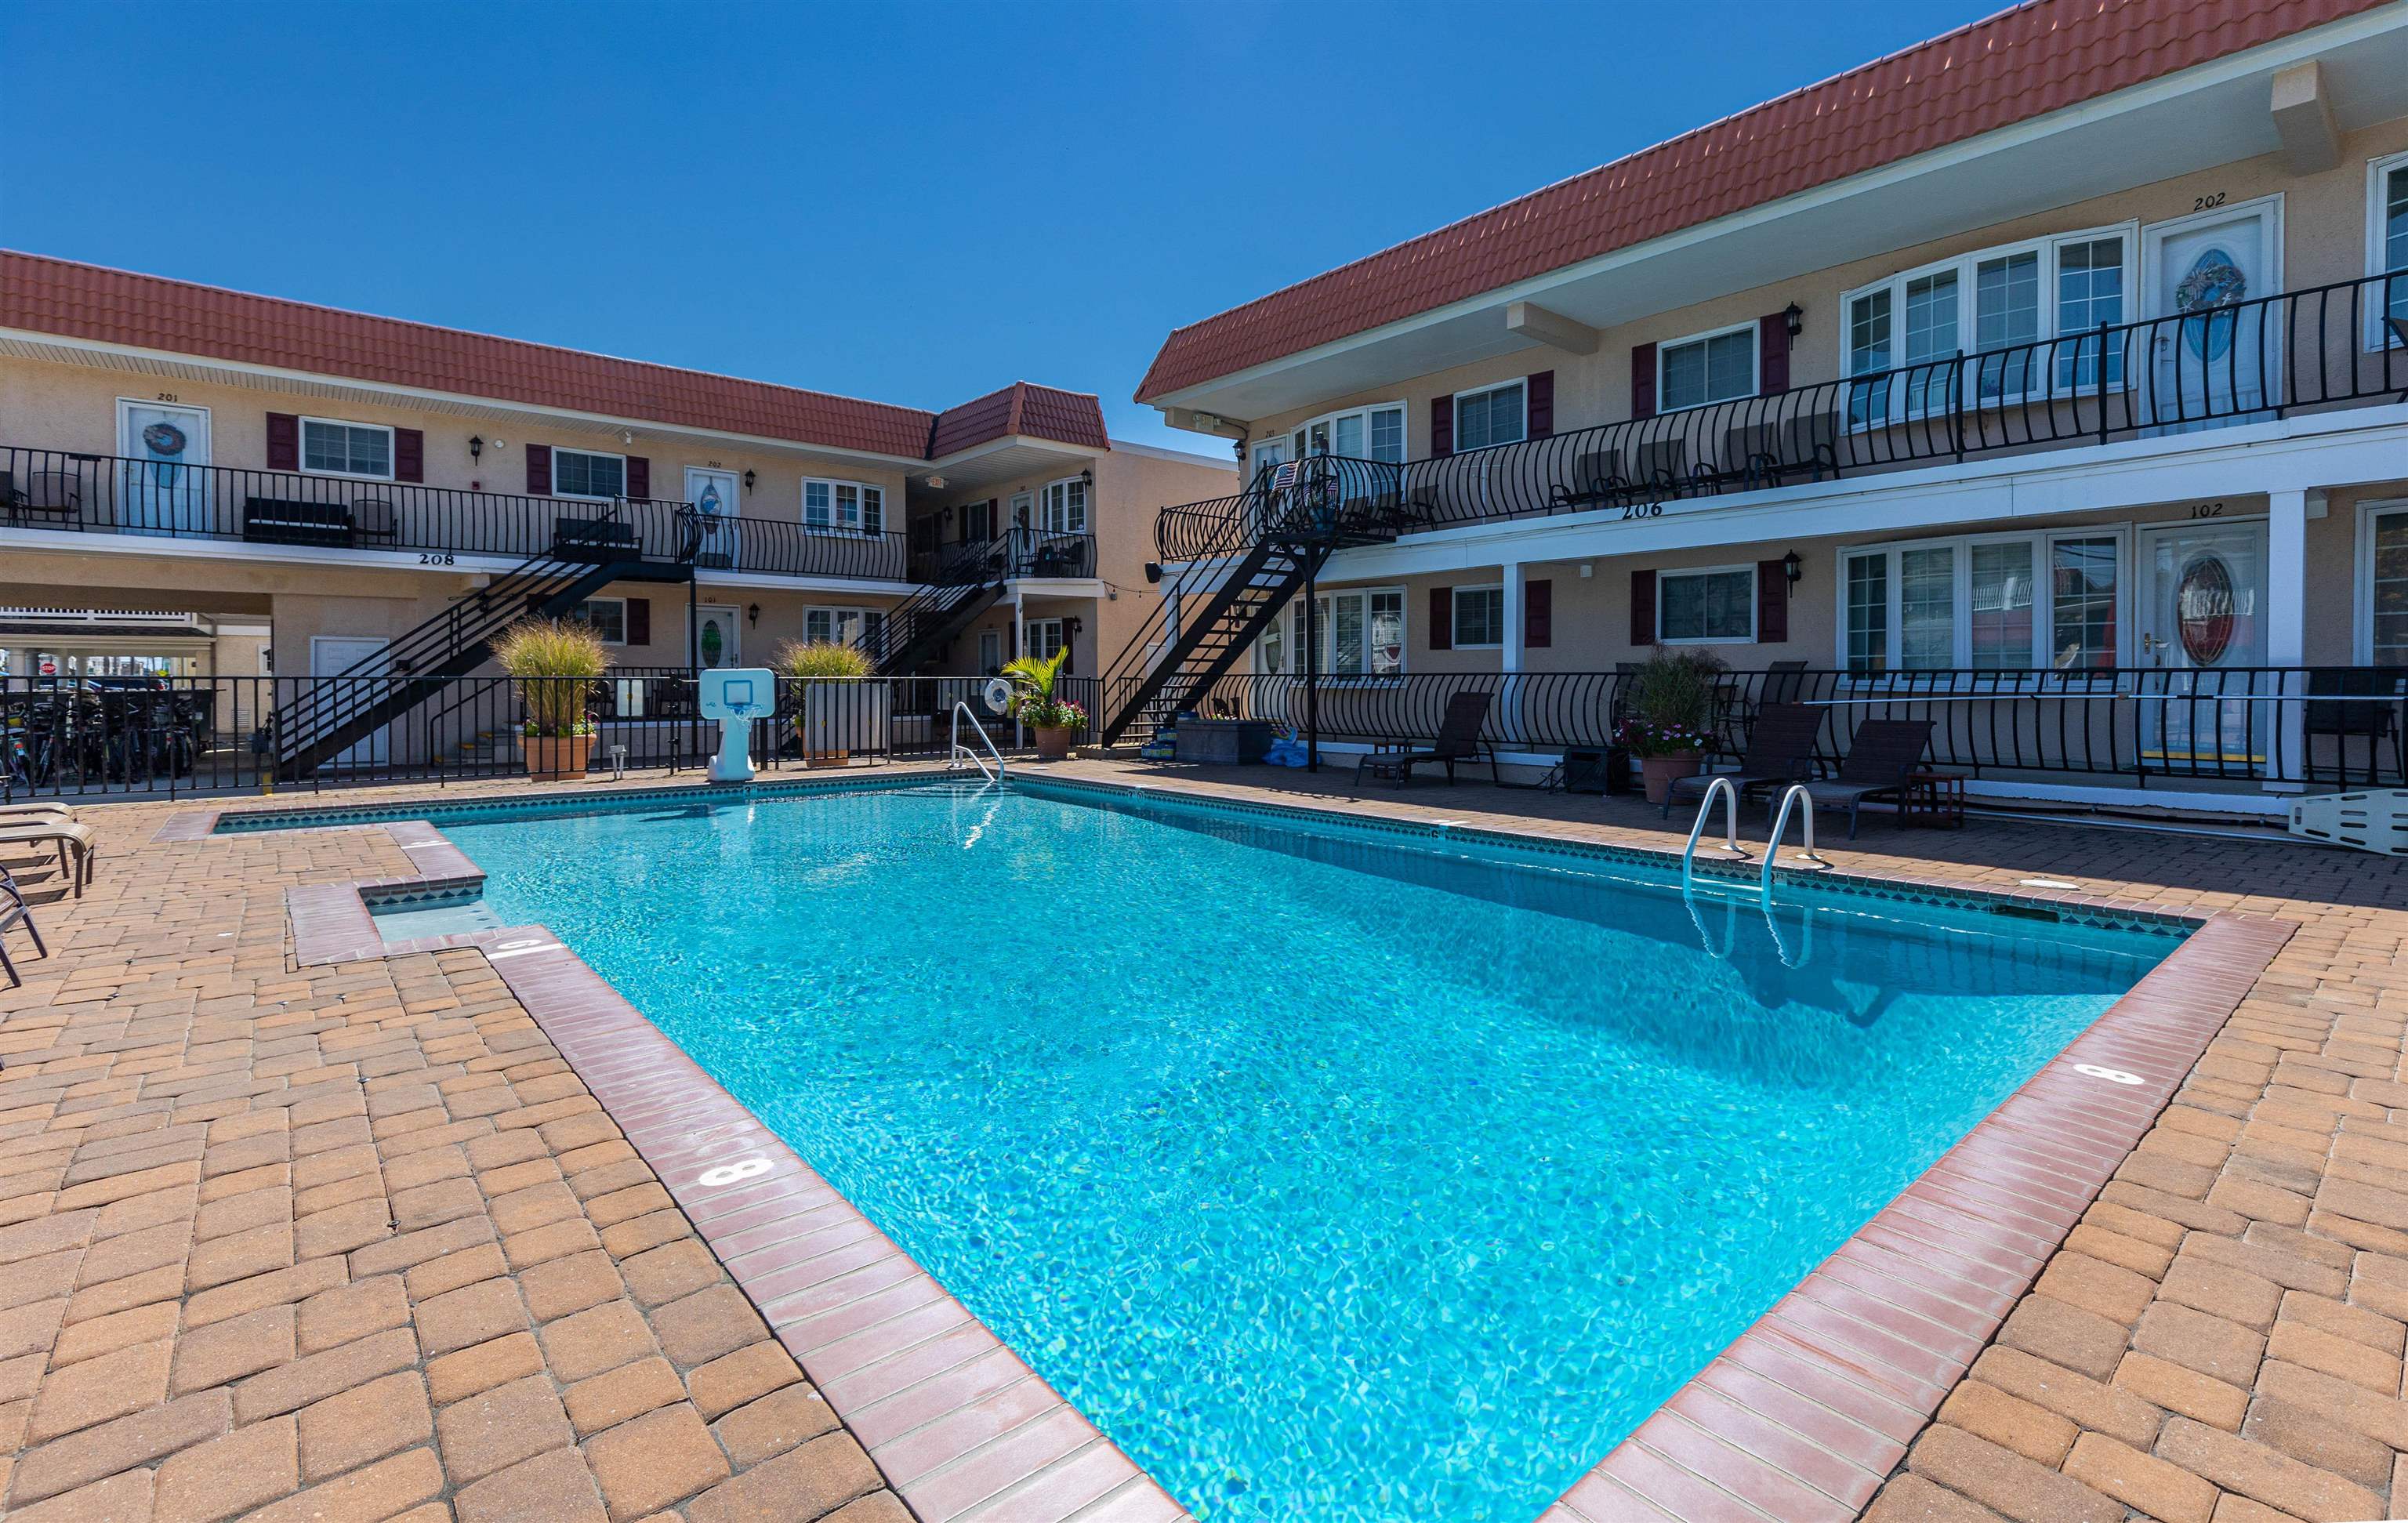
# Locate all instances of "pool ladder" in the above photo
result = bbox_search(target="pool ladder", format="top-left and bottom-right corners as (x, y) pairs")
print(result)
(949, 702), (1006, 785)
(1679, 780), (1830, 901)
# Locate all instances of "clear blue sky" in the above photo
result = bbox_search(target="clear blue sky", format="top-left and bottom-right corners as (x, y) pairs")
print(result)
(4, 1), (2003, 453)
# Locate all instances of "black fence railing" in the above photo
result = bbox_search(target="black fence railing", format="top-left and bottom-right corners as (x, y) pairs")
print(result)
(1156, 274), (2408, 557)
(0, 446), (912, 582)
(1, 673), (1099, 799)
(907, 528), (1097, 585)
(1120, 666), (2407, 790)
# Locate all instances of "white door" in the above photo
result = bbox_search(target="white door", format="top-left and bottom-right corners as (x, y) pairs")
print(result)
(2143, 201), (2280, 430)
(2138, 520), (2270, 772)
(686, 468), (742, 570)
(116, 401), (212, 535)
(977, 629), (1003, 676)
(309, 635), (390, 768)
(694, 605), (739, 670)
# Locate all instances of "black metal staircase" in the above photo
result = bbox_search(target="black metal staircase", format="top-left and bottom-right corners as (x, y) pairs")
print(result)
(1097, 455), (1420, 747)
(861, 535), (1010, 676)
(272, 506), (696, 780)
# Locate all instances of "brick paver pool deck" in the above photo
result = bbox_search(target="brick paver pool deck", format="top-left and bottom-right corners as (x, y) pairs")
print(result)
(4, 758), (2406, 1522)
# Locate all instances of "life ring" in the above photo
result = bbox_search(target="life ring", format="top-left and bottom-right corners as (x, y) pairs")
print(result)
(981, 676), (1013, 715)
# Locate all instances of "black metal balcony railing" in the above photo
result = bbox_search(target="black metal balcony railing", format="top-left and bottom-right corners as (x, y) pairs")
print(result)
(906, 527), (1097, 585)
(1134, 666), (2407, 790)
(0, 446), (912, 582)
(1156, 273), (2408, 560)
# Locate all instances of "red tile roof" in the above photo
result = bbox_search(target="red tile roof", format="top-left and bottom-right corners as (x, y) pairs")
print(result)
(0, 250), (1108, 461)
(1136, 0), (2384, 403)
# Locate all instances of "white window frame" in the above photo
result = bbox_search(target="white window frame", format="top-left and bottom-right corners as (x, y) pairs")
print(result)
(1450, 583), (1505, 650)
(2368, 150), (2408, 350)
(802, 605), (882, 646)
(1839, 221), (2138, 423)
(1024, 618), (1068, 663)
(552, 446), (628, 502)
(568, 597), (627, 646)
(1289, 401), (1409, 462)
(2353, 496), (2408, 664)
(1835, 525), (2134, 673)
(1450, 382), (1527, 453)
(1284, 586), (1406, 680)
(297, 415), (395, 481)
(1039, 477), (1089, 535)
(1656, 564), (1759, 645)
(1655, 322), (1761, 414)
(803, 478), (883, 535)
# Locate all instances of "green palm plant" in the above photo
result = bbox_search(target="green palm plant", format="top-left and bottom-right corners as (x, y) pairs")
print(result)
(1002, 646), (1085, 733)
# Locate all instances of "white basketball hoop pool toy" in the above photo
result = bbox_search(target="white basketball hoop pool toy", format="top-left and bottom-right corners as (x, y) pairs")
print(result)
(698, 667), (777, 782)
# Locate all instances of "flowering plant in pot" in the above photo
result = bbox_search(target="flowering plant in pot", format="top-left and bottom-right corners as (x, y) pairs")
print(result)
(1002, 647), (1085, 761)
(493, 618), (610, 781)
(772, 640), (877, 762)
(1614, 649), (1725, 804)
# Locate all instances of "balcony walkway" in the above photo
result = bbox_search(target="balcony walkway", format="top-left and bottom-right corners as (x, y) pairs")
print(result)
(2, 760), (2405, 1521)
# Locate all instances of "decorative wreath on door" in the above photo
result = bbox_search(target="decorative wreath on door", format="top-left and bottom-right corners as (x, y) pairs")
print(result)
(2175, 553), (2237, 665)
(141, 422), (187, 456)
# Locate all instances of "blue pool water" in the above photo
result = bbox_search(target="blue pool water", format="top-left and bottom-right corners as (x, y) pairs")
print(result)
(423, 781), (2174, 1521)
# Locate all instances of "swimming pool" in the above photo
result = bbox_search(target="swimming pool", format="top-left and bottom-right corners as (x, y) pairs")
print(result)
(358, 779), (2178, 1520)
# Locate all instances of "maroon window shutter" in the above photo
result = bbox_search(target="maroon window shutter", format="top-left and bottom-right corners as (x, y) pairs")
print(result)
(626, 597), (651, 646)
(1429, 396), (1454, 458)
(526, 444), (552, 495)
(1630, 344), (1658, 420)
(1756, 560), (1788, 643)
(1526, 371), (1555, 438)
(1758, 313), (1790, 396)
(1630, 568), (1657, 646)
(1428, 586), (1453, 651)
(1525, 578), (1552, 648)
(625, 456), (650, 500)
(392, 428), (424, 483)
(266, 412), (299, 471)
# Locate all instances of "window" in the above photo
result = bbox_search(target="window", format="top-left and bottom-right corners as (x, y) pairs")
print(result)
(804, 479), (882, 533)
(1287, 588), (1404, 677)
(1452, 383), (1525, 451)
(568, 598), (626, 645)
(2373, 153), (2408, 347)
(2366, 506), (2408, 663)
(1658, 567), (1756, 644)
(1260, 605), (1286, 673)
(553, 448), (626, 499)
(1290, 403), (1406, 462)
(1452, 586), (1504, 648)
(1844, 530), (2124, 671)
(1024, 618), (1067, 662)
(299, 418), (392, 479)
(1658, 325), (1757, 412)
(1844, 226), (2134, 420)
(1039, 477), (1088, 534)
(803, 607), (881, 647)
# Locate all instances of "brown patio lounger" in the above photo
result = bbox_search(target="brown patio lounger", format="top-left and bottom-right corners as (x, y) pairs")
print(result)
(0, 820), (94, 898)
(1660, 703), (1825, 819)
(1354, 691), (1497, 788)
(1796, 718), (1935, 839)
(0, 868), (48, 988)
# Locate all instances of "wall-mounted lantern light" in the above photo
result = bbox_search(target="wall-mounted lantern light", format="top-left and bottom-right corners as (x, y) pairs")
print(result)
(1782, 549), (1804, 586)
(1783, 303), (1804, 339)
(745, 604), (761, 628)
(468, 435), (484, 462)
(742, 470), (756, 492)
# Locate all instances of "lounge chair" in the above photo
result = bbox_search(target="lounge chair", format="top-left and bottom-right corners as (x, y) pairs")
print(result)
(1354, 691), (1496, 788)
(1795, 719), (1935, 838)
(0, 868), (48, 988)
(1661, 703), (1824, 818)
(0, 819), (94, 897)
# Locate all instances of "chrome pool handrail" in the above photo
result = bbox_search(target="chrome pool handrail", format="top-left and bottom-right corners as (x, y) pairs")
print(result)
(1680, 776), (1746, 894)
(1761, 783), (1829, 900)
(949, 701), (1004, 784)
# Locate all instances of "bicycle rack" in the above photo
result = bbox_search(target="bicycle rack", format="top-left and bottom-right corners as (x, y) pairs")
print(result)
(1761, 783), (1830, 901)
(1680, 776), (1749, 894)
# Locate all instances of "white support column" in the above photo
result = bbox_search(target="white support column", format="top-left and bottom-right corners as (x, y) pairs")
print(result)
(1012, 588), (1027, 745)
(2268, 488), (2309, 789)
(1499, 562), (1522, 746)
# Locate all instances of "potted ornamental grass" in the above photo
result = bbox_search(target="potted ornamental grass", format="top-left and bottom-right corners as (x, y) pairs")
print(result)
(1002, 646), (1085, 761)
(493, 618), (611, 781)
(1615, 648), (1724, 805)
(772, 639), (882, 763)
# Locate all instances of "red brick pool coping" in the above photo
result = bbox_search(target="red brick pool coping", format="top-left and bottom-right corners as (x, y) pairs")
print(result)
(176, 778), (2296, 1522)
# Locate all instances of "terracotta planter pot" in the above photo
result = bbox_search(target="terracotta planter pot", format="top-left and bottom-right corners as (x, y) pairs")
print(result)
(1640, 752), (1704, 806)
(523, 733), (593, 782)
(1032, 726), (1076, 762)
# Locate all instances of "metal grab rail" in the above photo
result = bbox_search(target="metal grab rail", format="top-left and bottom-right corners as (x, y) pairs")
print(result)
(1680, 776), (1748, 894)
(1761, 783), (1829, 899)
(949, 701), (1004, 784)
